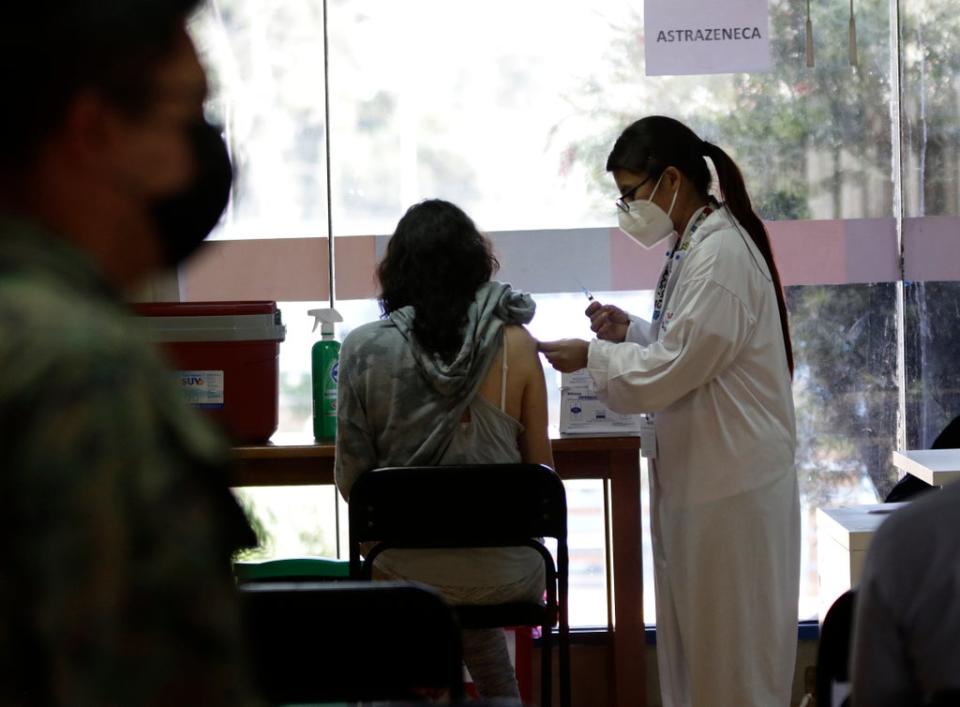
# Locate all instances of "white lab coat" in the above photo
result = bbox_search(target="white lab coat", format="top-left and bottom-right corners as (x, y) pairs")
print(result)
(588, 207), (800, 707)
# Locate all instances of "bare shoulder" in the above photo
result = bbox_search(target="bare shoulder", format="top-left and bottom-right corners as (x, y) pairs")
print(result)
(503, 324), (537, 351)
(503, 325), (540, 370)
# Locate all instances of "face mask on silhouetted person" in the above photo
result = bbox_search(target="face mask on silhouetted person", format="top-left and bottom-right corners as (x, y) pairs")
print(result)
(151, 120), (233, 267)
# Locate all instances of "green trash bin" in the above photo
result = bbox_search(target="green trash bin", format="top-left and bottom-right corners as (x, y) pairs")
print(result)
(234, 557), (350, 584)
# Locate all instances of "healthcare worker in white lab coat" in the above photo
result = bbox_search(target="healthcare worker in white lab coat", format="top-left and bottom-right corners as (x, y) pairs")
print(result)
(540, 115), (800, 707)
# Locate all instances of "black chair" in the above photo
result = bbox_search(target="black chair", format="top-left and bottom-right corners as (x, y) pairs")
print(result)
(348, 463), (570, 707)
(239, 581), (466, 704)
(927, 690), (960, 706)
(816, 589), (857, 707)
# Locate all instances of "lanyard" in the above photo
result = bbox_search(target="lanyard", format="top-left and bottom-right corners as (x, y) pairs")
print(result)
(651, 206), (712, 323)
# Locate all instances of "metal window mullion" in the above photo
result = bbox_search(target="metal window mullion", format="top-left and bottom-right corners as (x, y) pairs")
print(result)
(891, 0), (907, 455)
(323, 0), (335, 309)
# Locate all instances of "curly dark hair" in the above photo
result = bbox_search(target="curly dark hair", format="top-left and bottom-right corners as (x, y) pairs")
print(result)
(378, 199), (499, 360)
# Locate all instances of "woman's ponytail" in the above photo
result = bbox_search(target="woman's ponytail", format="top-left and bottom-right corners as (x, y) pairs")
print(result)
(702, 141), (795, 377)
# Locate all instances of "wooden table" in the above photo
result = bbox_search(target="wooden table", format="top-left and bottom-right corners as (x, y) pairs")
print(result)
(892, 449), (960, 486)
(234, 434), (646, 707)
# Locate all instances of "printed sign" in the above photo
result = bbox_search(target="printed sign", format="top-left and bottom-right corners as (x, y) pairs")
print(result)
(644, 0), (771, 76)
(177, 370), (225, 409)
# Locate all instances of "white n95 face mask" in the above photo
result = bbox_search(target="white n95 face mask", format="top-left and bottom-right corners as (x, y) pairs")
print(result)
(617, 173), (679, 249)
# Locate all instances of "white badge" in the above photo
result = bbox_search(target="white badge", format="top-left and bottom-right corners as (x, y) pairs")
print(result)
(640, 414), (658, 459)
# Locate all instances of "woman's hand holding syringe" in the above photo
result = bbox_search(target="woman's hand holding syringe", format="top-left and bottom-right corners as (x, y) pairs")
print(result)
(539, 288), (633, 373)
(585, 301), (630, 343)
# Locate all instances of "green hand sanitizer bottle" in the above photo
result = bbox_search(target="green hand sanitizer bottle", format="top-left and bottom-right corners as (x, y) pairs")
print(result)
(308, 308), (342, 440)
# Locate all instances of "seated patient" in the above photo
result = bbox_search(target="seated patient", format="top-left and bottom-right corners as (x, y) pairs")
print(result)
(335, 199), (554, 699)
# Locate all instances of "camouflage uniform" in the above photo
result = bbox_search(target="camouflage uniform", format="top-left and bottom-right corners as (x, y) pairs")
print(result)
(0, 214), (259, 706)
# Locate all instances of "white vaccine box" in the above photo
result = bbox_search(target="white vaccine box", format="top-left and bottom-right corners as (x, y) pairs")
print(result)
(559, 371), (643, 436)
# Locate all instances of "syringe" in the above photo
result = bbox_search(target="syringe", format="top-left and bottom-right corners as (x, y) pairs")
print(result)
(576, 279), (594, 302)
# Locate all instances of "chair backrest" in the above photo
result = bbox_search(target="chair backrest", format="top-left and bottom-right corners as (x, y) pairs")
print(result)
(816, 589), (857, 707)
(927, 689), (960, 706)
(349, 463), (566, 554)
(349, 463), (567, 583)
(239, 581), (465, 704)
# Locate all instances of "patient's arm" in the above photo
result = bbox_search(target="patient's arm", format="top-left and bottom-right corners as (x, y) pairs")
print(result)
(513, 327), (554, 469)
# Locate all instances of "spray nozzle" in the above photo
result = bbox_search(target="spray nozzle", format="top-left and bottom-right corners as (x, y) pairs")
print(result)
(308, 308), (343, 336)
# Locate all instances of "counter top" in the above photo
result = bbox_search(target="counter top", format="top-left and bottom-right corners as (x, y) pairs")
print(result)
(817, 503), (909, 551)
(892, 448), (960, 486)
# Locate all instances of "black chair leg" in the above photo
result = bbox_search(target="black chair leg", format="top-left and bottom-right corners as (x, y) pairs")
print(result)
(558, 579), (571, 707)
(540, 622), (553, 707)
(559, 617), (571, 707)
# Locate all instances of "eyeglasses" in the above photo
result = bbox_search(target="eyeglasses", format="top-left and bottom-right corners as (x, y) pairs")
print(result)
(615, 177), (652, 213)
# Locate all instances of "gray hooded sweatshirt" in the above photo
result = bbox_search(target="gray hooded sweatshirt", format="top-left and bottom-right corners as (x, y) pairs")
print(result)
(334, 281), (543, 592)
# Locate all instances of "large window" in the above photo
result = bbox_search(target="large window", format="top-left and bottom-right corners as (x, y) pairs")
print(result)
(188, 0), (960, 626)
(192, 1), (329, 239)
(900, 0), (960, 449)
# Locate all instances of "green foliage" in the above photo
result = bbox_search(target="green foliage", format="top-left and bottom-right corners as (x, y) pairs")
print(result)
(788, 284), (899, 499)
(280, 371), (312, 422)
(900, 0), (960, 214)
(561, 0), (899, 219)
(754, 187), (810, 221)
(904, 282), (960, 448)
(232, 491), (275, 562)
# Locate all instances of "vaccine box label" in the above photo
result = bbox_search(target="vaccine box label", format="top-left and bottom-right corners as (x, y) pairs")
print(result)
(177, 370), (225, 409)
(560, 369), (596, 392)
(559, 388), (643, 436)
